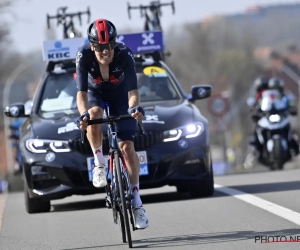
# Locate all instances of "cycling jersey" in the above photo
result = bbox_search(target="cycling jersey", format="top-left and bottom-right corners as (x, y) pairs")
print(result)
(76, 42), (137, 94)
(75, 42), (138, 142)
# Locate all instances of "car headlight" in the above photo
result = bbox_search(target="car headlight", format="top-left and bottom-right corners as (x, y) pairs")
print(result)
(26, 139), (71, 153)
(163, 123), (204, 142)
(269, 114), (281, 123)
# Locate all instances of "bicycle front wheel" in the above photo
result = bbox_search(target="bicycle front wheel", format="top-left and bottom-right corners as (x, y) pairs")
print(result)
(114, 150), (132, 248)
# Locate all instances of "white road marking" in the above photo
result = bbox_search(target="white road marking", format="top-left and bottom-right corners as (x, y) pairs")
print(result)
(215, 184), (300, 226)
(0, 194), (7, 232)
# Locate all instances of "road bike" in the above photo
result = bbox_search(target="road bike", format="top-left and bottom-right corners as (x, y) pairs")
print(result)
(81, 103), (145, 248)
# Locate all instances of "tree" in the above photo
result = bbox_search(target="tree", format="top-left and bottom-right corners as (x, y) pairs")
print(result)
(0, 0), (12, 44)
(0, 0), (14, 82)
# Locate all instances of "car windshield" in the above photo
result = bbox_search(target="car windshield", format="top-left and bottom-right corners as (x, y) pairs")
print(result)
(38, 72), (78, 119)
(136, 65), (180, 102)
(38, 65), (180, 119)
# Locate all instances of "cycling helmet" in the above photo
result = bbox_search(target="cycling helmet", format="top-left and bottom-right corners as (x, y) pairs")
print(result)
(268, 77), (284, 92)
(87, 19), (117, 44)
(253, 75), (269, 93)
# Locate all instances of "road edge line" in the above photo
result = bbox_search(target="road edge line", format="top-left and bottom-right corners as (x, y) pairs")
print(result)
(0, 193), (7, 232)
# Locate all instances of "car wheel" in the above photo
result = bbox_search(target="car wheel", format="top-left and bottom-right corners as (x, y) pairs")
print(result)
(189, 165), (214, 198)
(24, 182), (51, 214)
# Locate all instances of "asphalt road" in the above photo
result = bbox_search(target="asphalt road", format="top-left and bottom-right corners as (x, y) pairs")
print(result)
(1, 168), (300, 250)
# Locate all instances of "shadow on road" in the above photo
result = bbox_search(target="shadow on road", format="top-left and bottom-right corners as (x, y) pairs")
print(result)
(51, 198), (106, 212)
(51, 191), (201, 212)
(52, 179), (300, 212)
(59, 228), (300, 249)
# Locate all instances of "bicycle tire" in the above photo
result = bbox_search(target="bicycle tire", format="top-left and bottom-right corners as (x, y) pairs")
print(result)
(114, 150), (133, 248)
(112, 162), (126, 243)
(118, 209), (126, 243)
(122, 169), (135, 232)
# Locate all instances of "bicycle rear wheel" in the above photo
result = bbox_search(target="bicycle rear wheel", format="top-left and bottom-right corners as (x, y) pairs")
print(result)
(114, 150), (132, 248)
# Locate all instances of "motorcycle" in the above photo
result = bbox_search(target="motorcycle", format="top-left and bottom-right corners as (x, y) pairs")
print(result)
(247, 90), (293, 170)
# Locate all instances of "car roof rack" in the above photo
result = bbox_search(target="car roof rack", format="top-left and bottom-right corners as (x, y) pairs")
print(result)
(45, 51), (171, 72)
(46, 59), (76, 72)
(45, 52), (170, 72)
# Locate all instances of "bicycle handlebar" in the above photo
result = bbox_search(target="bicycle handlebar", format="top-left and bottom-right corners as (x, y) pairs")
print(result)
(80, 115), (145, 143)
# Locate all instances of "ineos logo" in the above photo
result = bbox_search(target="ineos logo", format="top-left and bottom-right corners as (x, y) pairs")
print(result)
(142, 33), (155, 45)
(109, 26), (113, 34)
(76, 52), (82, 67)
(91, 27), (97, 36)
(128, 52), (135, 62)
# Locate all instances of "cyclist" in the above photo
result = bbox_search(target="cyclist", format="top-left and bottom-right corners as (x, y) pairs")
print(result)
(75, 18), (149, 229)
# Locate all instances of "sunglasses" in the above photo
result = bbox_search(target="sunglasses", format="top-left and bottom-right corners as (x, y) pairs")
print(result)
(92, 40), (116, 52)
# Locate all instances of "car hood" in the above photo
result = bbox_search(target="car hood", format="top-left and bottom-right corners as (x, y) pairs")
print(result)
(31, 100), (202, 140)
(140, 100), (196, 130)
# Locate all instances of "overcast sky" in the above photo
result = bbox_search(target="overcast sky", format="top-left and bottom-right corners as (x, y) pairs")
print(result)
(6, 0), (299, 53)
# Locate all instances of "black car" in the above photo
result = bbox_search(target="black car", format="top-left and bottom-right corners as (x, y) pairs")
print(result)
(4, 52), (214, 214)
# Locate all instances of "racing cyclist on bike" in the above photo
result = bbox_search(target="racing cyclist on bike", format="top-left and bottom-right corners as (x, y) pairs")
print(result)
(76, 18), (149, 229)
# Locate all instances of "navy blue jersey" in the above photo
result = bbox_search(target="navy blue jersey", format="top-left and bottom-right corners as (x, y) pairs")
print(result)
(75, 42), (137, 94)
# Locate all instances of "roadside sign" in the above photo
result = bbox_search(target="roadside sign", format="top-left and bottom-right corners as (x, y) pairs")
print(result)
(208, 94), (230, 117)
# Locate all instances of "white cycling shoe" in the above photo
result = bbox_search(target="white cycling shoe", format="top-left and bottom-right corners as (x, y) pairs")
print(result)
(132, 205), (149, 229)
(92, 164), (107, 188)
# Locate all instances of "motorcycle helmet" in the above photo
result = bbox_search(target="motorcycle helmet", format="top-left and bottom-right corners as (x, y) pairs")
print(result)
(268, 77), (284, 93)
(253, 75), (269, 93)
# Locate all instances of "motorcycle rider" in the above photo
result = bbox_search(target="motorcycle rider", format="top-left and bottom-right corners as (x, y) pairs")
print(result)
(267, 77), (299, 155)
(249, 76), (299, 156)
(268, 77), (297, 115)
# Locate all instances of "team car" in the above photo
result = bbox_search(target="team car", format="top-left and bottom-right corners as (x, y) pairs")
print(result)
(4, 32), (214, 213)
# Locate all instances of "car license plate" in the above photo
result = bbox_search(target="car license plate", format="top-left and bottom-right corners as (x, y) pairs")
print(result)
(87, 151), (149, 182)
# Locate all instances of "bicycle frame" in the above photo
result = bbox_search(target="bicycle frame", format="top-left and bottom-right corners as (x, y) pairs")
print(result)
(104, 104), (127, 173)
(103, 103), (132, 210)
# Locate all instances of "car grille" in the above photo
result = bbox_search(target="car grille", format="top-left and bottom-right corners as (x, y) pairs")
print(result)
(33, 179), (61, 190)
(69, 130), (163, 155)
(63, 167), (92, 187)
